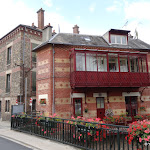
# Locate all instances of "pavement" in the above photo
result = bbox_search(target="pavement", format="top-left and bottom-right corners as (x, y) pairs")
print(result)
(0, 120), (79, 150)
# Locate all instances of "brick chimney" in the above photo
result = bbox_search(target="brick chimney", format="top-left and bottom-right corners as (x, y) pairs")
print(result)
(73, 25), (79, 34)
(37, 8), (45, 29)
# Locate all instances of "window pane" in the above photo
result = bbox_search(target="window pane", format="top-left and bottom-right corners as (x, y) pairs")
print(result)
(86, 53), (97, 71)
(122, 36), (127, 44)
(8, 100), (10, 112)
(76, 53), (85, 71)
(109, 54), (119, 72)
(97, 98), (104, 108)
(6, 74), (10, 92)
(116, 36), (121, 44)
(75, 99), (82, 116)
(130, 56), (139, 72)
(7, 47), (11, 64)
(32, 72), (36, 91)
(111, 35), (115, 43)
(120, 55), (128, 72)
(139, 57), (147, 72)
(97, 54), (107, 72)
(5, 101), (7, 112)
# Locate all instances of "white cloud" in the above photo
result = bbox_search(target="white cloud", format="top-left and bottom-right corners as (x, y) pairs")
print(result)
(106, 0), (123, 12)
(89, 3), (96, 12)
(123, 1), (150, 44)
(106, 5), (117, 12)
(0, 0), (36, 38)
(76, 16), (81, 20)
(124, 1), (150, 20)
(45, 12), (74, 33)
(43, 0), (53, 7)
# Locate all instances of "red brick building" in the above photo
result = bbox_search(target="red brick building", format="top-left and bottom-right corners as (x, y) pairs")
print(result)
(34, 26), (150, 120)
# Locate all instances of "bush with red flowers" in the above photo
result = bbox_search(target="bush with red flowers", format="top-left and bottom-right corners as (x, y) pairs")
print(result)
(126, 120), (150, 147)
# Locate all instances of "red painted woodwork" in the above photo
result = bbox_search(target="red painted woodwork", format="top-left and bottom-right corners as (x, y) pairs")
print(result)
(70, 71), (150, 88)
(96, 97), (105, 119)
(125, 96), (138, 121)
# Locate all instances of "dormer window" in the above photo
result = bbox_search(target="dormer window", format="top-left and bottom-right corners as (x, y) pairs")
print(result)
(110, 34), (127, 45)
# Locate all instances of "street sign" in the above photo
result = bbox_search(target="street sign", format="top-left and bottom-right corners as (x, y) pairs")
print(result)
(29, 98), (32, 106)
(16, 99), (18, 105)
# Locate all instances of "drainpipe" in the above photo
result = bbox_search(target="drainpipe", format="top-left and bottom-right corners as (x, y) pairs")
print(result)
(52, 44), (55, 114)
(23, 26), (26, 112)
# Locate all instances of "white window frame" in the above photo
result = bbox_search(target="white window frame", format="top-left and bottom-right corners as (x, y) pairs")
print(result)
(110, 34), (127, 45)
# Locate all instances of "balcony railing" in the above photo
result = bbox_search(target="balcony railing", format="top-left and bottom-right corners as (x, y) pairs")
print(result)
(70, 71), (150, 88)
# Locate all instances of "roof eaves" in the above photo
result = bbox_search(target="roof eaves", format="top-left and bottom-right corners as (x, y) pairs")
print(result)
(0, 24), (42, 40)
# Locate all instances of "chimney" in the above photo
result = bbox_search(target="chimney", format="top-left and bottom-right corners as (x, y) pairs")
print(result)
(73, 24), (79, 34)
(42, 23), (53, 42)
(37, 8), (45, 29)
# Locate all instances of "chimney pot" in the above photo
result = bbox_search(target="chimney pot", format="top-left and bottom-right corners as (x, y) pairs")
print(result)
(37, 8), (45, 29)
(32, 23), (34, 27)
(73, 24), (79, 34)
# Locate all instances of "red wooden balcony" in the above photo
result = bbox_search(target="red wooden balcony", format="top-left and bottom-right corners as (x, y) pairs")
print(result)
(70, 71), (150, 88)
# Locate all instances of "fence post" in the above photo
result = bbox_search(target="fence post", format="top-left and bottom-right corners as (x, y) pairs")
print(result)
(63, 120), (64, 143)
(85, 126), (88, 149)
(117, 127), (120, 150)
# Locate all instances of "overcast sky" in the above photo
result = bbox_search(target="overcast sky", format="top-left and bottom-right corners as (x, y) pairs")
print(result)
(1, 0), (150, 44)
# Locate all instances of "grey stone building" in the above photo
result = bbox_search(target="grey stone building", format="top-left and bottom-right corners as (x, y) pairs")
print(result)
(0, 8), (52, 120)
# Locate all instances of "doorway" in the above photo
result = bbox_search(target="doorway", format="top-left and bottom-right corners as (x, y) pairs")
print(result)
(125, 96), (138, 118)
(96, 97), (105, 119)
(32, 99), (36, 112)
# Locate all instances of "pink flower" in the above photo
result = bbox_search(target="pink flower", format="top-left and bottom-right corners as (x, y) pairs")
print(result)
(44, 131), (47, 134)
(144, 129), (150, 133)
(144, 138), (149, 141)
(71, 116), (75, 120)
(139, 137), (142, 143)
(41, 129), (44, 131)
(77, 116), (81, 119)
(53, 113), (57, 117)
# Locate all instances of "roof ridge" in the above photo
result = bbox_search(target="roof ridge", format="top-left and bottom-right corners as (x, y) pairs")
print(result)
(56, 32), (102, 37)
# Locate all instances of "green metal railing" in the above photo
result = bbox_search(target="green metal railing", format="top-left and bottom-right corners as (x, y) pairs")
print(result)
(11, 115), (149, 150)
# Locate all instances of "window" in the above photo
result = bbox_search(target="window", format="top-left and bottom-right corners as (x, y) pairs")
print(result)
(139, 57), (147, 72)
(97, 97), (104, 109)
(76, 53), (85, 71)
(5, 100), (10, 112)
(109, 54), (119, 72)
(7, 47), (11, 64)
(97, 54), (107, 72)
(110, 35), (127, 45)
(120, 55), (129, 72)
(129, 56), (139, 72)
(86, 53), (97, 71)
(73, 98), (82, 117)
(31, 43), (38, 62)
(32, 72), (36, 91)
(6, 74), (11, 93)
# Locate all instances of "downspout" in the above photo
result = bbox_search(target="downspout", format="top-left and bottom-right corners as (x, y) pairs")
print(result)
(23, 27), (26, 112)
(52, 44), (55, 114)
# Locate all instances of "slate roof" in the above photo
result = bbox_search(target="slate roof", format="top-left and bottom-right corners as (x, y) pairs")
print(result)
(33, 33), (150, 51)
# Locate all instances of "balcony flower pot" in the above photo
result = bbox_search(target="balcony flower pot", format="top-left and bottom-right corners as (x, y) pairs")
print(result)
(84, 108), (88, 113)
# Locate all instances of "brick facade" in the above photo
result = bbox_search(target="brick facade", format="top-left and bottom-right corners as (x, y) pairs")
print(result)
(0, 25), (42, 120)
(36, 44), (150, 119)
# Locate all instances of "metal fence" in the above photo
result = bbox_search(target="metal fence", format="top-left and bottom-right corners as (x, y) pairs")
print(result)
(11, 116), (149, 150)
